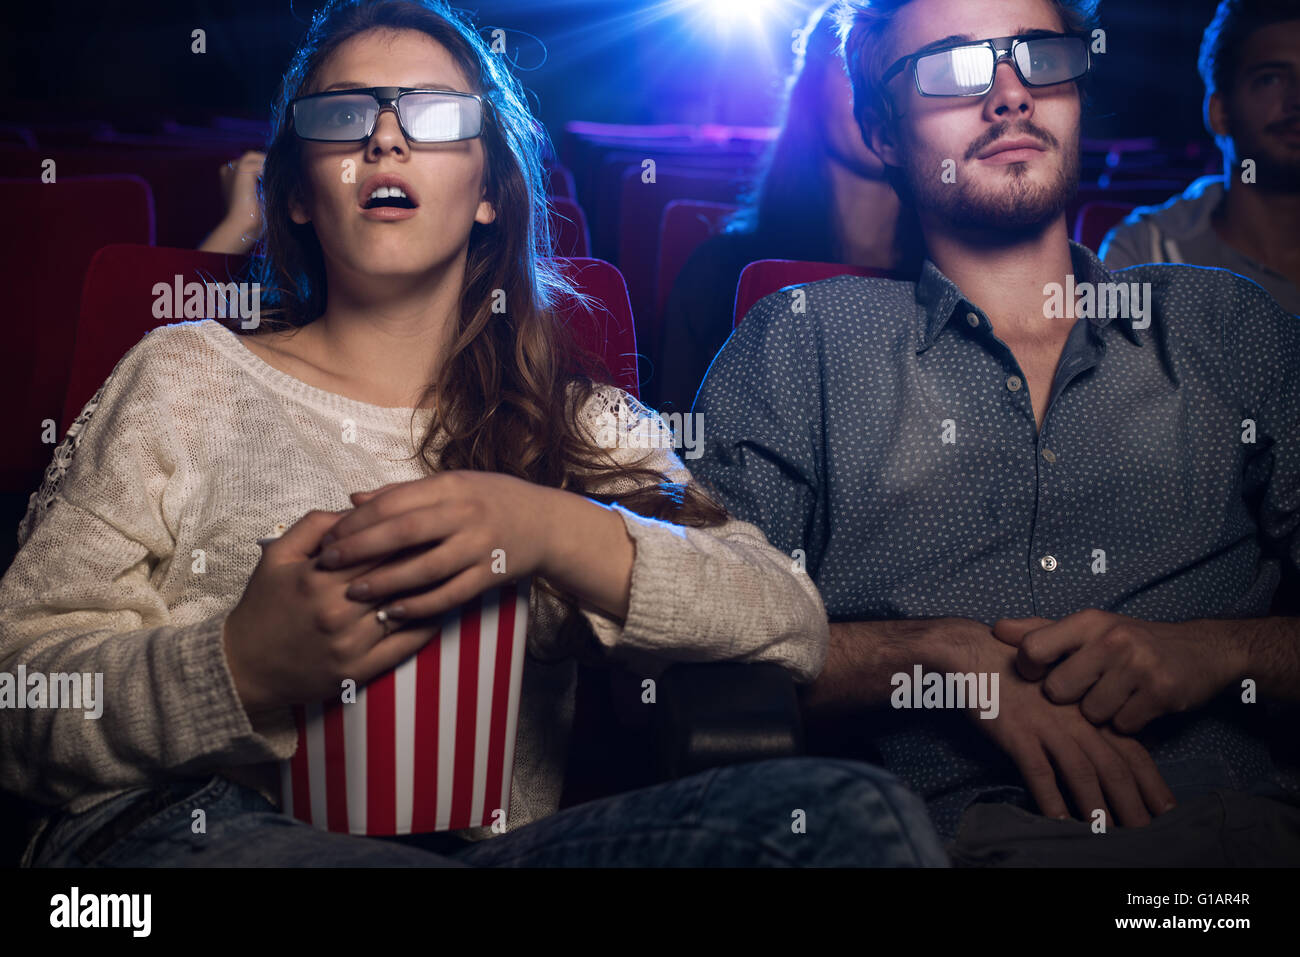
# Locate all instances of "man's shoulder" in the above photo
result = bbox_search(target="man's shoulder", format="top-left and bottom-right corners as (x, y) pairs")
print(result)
(1107, 262), (1295, 347)
(1108, 259), (1271, 301)
(742, 271), (917, 333)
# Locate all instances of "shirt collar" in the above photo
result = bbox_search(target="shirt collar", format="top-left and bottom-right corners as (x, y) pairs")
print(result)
(914, 240), (1145, 352)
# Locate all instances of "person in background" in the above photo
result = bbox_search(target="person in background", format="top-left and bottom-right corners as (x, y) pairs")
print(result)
(652, 1), (921, 414)
(1100, 0), (1300, 314)
(199, 150), (267, 253)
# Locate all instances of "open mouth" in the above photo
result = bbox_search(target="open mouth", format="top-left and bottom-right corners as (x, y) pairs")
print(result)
(362, 186), (417, 210)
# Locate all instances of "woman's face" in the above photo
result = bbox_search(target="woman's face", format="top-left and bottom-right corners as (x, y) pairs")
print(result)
(289, 28), (496, 285)
(822, 58), (886, 179)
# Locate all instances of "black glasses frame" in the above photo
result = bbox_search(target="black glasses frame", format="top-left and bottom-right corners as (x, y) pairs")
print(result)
(290, 86), (485, 143)
(881, 33), (1091, 99)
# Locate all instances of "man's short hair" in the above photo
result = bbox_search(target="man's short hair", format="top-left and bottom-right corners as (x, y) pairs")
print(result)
(1198, 0), (1300, 131)
(834, 0), (1101, 145)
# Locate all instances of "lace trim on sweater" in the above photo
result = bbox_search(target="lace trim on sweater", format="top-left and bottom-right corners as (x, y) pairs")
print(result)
(16, 381), (112, 548)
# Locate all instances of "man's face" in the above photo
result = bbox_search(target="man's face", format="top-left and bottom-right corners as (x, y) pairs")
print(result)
(872, 0), (1082, 233)
(1215, 20), (1300, 192)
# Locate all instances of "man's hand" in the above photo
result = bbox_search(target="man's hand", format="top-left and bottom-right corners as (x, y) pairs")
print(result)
(992, 610), (1242, 733)
(962, 622), (1178, 828)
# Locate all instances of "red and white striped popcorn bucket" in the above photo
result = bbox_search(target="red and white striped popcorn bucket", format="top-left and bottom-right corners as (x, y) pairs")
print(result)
(279, 581), (530, 835)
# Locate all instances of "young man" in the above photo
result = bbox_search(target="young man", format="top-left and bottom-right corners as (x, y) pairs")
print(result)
(693, 0), (1300, 865)
(1101, 0), (1300, 314)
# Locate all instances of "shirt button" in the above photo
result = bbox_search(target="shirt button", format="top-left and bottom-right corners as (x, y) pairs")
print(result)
(1006, 375), (1023, 392)
(1040, 555), (1058, 571)
(966, 312), (980, 327)
(1042, 449), (1057, 463)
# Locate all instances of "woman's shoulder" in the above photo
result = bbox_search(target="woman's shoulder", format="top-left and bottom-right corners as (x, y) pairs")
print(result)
(567, 380), (659, 430)
(566, 380), (688, 474)
(16, 321), (220, 546)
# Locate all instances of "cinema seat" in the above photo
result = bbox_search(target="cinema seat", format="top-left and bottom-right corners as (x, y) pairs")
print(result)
(617, 167), (747, 360)
(65, 246), (641, 424)
(548, 196), (593, 258)
(544, 162), (577, 199)
(1073, 201), (1137, 254)
(734, 260), (903, 329)
(0, 176), (154, 569)
(655, 199), (739, 319)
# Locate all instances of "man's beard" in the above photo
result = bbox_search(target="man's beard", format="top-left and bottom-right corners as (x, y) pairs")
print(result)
(1232, 124), (1300, 193)
(901, 121), (1079, 232)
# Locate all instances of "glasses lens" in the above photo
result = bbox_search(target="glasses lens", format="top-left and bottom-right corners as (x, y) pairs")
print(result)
(294, 94), (377, 141)
(398, 93), (482, 142)
(1014, 37), (1088, 85)
(915, 45), (997, 95)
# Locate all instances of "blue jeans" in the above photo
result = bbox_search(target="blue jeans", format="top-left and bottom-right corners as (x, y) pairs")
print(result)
(30, 757), (949, 867)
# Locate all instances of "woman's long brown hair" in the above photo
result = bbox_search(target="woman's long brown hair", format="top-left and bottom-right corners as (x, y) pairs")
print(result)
(241, 0), (727, 620)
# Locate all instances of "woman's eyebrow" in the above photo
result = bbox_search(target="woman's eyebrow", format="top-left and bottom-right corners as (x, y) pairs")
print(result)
(319, 81), (459, 91)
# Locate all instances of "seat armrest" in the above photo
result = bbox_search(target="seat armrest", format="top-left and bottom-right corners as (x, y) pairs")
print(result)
(652, 661), (804, 779)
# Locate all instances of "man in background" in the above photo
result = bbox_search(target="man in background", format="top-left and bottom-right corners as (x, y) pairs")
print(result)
(1101, 0), (1300, 313)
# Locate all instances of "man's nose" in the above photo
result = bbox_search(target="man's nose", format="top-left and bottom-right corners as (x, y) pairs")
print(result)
(983, 58), (1034, 120)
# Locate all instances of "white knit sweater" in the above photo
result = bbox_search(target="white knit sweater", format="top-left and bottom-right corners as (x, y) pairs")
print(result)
(0, 318), (828, 846)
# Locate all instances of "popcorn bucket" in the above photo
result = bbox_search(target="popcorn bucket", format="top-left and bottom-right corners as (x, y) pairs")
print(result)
(278, 581), (530, 835)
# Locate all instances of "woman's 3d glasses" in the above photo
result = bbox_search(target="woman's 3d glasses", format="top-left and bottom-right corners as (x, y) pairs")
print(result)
(291, 87), (484, 143)
(882, 33), (1091, 98)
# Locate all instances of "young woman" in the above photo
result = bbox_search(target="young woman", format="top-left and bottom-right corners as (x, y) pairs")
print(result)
(653, 1), (923, 414)
(0, 0), (945, 868)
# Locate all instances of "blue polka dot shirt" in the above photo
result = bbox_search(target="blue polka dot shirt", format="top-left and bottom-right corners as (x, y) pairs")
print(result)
(693, 241), (1300, 838)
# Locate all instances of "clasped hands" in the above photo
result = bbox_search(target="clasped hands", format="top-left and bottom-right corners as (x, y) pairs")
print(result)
(977, 609), (1244, 828)
(315, 471), (556, 623)
(992, 609), (1241, 734)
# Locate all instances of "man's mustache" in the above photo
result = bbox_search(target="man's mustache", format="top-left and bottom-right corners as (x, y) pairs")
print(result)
(965, 122), (1059, 161)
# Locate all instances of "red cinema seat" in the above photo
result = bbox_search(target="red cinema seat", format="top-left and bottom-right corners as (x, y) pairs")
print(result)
(617, 167), (746, 358)
(544, 163), (577, 199)
(655, 200), (739, 319)
(0, 176), (154, 494)
(548, 197), (592, 258)
(1073, 201), (1137, 253)
(734, 260), (903, 329)
(64, 247), (639, 434)
(0, 146), (246, 248)
(1067, 182), (1184, 235)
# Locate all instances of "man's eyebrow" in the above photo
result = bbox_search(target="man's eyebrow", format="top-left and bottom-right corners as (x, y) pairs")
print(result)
(1242, 60), (1296, 72)
(318, 81), (458, 91)
(908, 27), (1067, 58)
(910, 34), (976, 57)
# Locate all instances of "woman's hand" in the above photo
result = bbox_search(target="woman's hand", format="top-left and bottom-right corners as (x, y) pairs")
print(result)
(221, 508), (444, 717)
(199, 150), (266, 253)
(320, 471), (635, 622)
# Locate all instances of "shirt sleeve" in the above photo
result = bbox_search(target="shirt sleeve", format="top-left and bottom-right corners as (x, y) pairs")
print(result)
(1224, 273), (1300, 594)
(689, 287), (827, 580)
(0, 334), (295, 809)
(527, 383), (828, 684)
